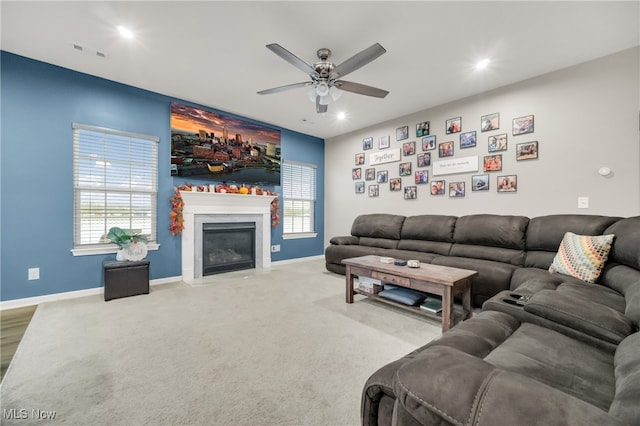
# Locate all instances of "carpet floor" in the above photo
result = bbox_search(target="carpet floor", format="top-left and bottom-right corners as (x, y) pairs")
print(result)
(0, 258), (441, 425)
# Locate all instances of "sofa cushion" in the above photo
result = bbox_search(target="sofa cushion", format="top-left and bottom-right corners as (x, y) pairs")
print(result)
(383, 249), (439, 264)
(396, 240), (452, 256)
(601, 263), (640, 327)
(549, 232), (615, 283)
(453, 214), (529, 250)
(431, 256), (518, 306)
(329, 235), (358, 245)
(350, 214), (405, 239)
(510, 267), (586, 291)
(605, 216), (640, 270)
(526, 214), (620, 251)
(525, 214), (620, 268)
(392, 312), (624, 426)
(484, 322), (615, 411)
(358, 237), (398, 249)
(449, 244), (525, 266)
(610, 332), (640, 423)
(400, 214), (456, 242)
(524, 286), (634, 345)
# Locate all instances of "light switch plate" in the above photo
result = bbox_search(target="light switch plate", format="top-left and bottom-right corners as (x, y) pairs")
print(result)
(578, 197), (589, 209)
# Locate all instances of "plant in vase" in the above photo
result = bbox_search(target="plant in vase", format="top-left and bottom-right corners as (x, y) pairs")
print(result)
(107, 227), (148, 261)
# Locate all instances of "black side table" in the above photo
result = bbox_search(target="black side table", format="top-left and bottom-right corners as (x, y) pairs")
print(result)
(103, 259), (150, 301)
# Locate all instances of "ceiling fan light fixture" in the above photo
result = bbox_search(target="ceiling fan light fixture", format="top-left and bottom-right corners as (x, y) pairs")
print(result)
(318, 95), (330, 106)
(316, 81), (330, 97)
(329, 85), (342, 101)
(307, 87), (317, 102)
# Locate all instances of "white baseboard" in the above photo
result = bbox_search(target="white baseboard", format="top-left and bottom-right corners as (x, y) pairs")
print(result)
(0, 276), (182, 311)
(1, 255), (325, 310)
(272, 254), (325, 265)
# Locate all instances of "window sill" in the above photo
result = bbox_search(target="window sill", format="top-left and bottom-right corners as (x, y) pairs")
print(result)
(282, 232), (317, 240)
(71, 243), (160, 257)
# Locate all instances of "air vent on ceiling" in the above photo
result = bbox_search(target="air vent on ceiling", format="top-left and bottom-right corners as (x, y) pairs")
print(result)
(72, 43), (108, 59)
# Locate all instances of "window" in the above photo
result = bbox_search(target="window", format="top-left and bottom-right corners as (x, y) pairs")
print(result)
(72, 123), (158, 255)
(282, 160), (317, 238)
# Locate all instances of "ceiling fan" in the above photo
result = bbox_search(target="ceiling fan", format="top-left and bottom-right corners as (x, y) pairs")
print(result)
(257, 43), (389, 113)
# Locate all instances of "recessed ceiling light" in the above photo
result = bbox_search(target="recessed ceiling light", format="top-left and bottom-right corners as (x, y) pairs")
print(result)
(475, 58), (490, 70)
(337, 111), (346, 120)
(117, 26), (134, 39)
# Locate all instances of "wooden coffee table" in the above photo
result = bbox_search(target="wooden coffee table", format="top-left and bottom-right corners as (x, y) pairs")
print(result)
(343, 255), (477, 332)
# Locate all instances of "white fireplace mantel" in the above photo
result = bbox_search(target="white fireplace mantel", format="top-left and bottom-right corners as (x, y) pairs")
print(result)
(180, 191), (275, 282)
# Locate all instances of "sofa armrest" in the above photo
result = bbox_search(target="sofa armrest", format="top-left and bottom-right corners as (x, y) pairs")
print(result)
(394, 346), (624, 426)
(524, 290), (634, 345)
(329, 235), (359, 245)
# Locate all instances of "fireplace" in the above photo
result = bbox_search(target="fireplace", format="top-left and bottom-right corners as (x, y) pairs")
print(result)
(180, 191), (274, 283)
(202, 222), (255, 275)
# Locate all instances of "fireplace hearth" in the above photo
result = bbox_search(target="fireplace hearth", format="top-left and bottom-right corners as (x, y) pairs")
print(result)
(202, 222), (255, 275)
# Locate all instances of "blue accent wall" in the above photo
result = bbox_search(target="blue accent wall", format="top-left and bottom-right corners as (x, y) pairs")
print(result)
(0, 51), (325, 302)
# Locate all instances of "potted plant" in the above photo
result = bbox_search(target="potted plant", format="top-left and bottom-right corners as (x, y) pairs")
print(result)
(107, 227), (148, 261)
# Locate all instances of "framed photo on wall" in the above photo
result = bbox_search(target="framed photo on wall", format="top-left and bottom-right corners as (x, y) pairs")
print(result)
(379, 135), (390, 149)
(404, 186), (417, 199)
(481, 112), (500, 132)
(417, 152), (431, 167)
(446, 117), (461, 134)
(430, 180), (445, 195)
(488, 134), (508, 152)
(352, 167), (362, 179)
(396, 125), (409, 141)
(416, 121), (430, 137)
(472, 174), (490, 191)
(497, 175), (518, 192)
(390, 178), (402, 191)
(422, 135), (436, 151)
(363, 137), (373, 150)
(355, 152), (365, 165)
(415, 170), (428, 184)
(460, 131), (477, 149)
(355, 182), (365, 193)
(439, 141), (454, 158)
(399, 162), (412, 176)
(365, 168), (375, 180)
(368, 184), (379, 197)
(516, 141), (538, 161)
(512, 115), (534, 135)
(402, 141), (416, 156)
(483, 154), (502, 172)
(377, 170), (388, 183)
(449, 182), (465, 197)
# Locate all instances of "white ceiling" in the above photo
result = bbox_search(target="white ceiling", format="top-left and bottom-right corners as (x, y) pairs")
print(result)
(2, 1), (639, 139)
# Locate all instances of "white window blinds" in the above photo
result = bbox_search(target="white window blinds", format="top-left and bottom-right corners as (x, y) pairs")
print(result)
(282, 160), (316, 234)
(72, 123), (158, 249)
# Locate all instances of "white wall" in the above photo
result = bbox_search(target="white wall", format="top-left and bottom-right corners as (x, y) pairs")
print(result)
(325, 47), (640, 245)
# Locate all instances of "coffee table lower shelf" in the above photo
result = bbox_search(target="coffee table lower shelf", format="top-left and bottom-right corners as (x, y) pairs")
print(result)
(354, 288), (467, 325)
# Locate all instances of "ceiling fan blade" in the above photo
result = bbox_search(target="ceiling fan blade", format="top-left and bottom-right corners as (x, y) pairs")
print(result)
(335, 80), (389, 98)
(257, 81), (311, 95)
(266, 43), (318, 77)
(333, 43), (386, 78)
(315, 96), (328, 113)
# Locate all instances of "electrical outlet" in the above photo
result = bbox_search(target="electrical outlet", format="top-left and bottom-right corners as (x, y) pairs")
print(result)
(28, 267), (40, 280)
(271, 244), (281, 252)
(578, 197), (589, 209)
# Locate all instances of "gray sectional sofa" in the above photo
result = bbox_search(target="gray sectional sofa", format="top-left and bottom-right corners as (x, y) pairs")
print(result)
(324, 213), (640, 425)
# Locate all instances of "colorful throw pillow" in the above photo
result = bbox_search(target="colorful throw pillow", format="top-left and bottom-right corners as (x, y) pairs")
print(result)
(549, 232), (615, 283)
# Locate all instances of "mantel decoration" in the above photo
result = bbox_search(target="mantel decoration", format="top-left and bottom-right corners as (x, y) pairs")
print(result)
(169, 183), (279, 237)
(107, 227), (148, 261)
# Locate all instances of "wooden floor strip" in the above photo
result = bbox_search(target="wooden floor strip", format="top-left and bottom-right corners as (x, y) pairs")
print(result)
(1, 305), (37, 382)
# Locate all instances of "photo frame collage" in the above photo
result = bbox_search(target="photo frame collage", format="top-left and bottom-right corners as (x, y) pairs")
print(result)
(352, 114), (538, 199)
